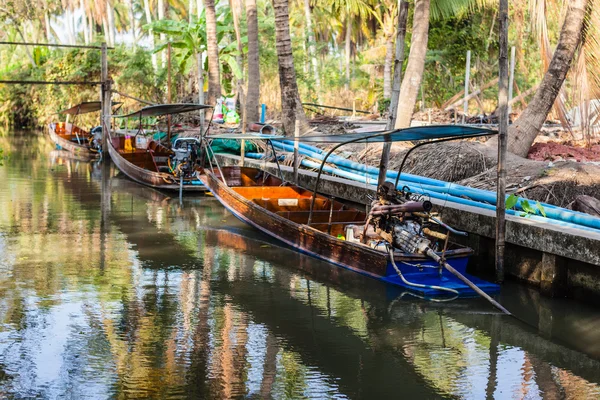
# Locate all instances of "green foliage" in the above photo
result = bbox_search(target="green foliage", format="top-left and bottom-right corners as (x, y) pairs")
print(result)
(0, 45), (158, 127)
(506, 194), (547, 218)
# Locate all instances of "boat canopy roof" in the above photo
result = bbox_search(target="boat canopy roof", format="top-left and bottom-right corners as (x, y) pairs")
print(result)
(114, 103), (212, 119)
(59, 101), (122, 115)
(206, 125), (497, 143)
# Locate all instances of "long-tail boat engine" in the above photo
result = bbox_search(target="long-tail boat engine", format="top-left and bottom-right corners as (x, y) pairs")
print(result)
(363, 182), (443, 256)
(171, 138), (201, 178)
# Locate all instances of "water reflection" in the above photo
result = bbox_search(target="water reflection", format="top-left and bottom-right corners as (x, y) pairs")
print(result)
(0, 131), (600, 399)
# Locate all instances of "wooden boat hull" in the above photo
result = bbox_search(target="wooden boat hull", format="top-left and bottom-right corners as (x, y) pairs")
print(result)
(48, 123), (98, 158)
(107, 134), (206, 192)
(201, 168), (499, 297)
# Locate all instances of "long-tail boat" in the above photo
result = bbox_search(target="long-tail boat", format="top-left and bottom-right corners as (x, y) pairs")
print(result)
(200, 126), (502, 299)
(48, 101), (108, 157)
(108, 103), (212, 192)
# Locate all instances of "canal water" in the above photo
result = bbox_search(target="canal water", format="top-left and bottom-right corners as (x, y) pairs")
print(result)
(1, 130), (600, 399)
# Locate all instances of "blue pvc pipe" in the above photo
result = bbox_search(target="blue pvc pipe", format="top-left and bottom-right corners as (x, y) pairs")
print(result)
(260, 104), (266, 124)
(261, 143), (600, 231)
(245, 152), (600, 234)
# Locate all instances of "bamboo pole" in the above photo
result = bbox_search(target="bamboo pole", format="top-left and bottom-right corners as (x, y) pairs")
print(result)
(496, 0), (509, 283)
(463, 50), (471, 123)
(508, 46), (516, 113)
(377, 0), (408, 188)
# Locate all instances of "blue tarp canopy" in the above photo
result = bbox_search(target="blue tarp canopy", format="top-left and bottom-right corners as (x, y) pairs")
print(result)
(114, 103), (212, 119)
(206, 125), (497, 143)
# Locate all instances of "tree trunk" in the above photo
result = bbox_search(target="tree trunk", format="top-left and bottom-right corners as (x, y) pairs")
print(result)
(197, 0), (203, 20)
(144, 0), (158, 70)
(204, 0), (222, 106)
(383, 36), (394, 99)
(44, 12), (53, 43)
(245, 0), (261, 123)
(503, 0), (587, 157)
(394, 0), (430, 128)
(88, 13), (94, 43)
(303, 0), (321, 92)
(125, 0), (136, 44)
(80, 0), (89, 44)
(15, 25), (35, 66)
(273, 0), (309, 135)
(107, 0), (116, 46)
(102, 17), (109, 45)
(197, 52), (205, 127)
(189, 0), (194, 23)
(229, 0), (245, 107)
(344, 16), (351, 90)
(158, 0), (167, 67)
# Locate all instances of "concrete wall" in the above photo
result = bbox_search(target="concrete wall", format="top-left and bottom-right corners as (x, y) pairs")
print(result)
(216, 155), (600, 304)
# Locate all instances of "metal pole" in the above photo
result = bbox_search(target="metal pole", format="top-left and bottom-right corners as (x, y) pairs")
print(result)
(100, 42), (109, 158)
(167, 42), (172, 144)
(496, 0), (509, 283)
(377, 0), (408, 188)
(463, 50), (471, 123)
(508, 46), (516, 114)
(294, 120), (300, 185)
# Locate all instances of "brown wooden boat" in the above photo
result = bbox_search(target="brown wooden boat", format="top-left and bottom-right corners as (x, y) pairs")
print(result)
(108, 103), (212, 192)
(108, 135), (206, 191)
(48, 121), (99, 158)
(199, 166), (497, 296)
(200, 126), (505, 297)
(47, 101), (120, 158)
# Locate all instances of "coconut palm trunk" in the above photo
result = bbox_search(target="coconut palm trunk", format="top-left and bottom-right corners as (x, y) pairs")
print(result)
(204, 0), (222, 106)
(303, 0), (321, 92)
(245, 0), (261, 123)
(44, 12), (52, 43)
(504, 0), (588, 157)
(106, 0), (116, 46)
(143, 0), (158, 71)
(229, 0), (245, 107)
(394, 0), (430, 128)
(80, 0), (89, 44)
(158, 0), (166, 67)
(273, 0), (309, 135)
(344, 16), (351, 90)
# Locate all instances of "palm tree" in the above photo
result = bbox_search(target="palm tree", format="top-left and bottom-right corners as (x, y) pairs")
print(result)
(302, 0), (321, 93)
(273, 0), (308, 135)
(203, 0), (221, 105)
(245, 0), (260, 123)
(325, 0), (377, 90)
(504, 0), (589, 156)
(394, 0), (430, 128)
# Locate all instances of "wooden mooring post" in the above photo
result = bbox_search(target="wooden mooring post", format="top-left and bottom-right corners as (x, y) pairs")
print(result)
(496, 0), (509, 282)
(100, 42), (110, 158)
(294, 120), (300, 185)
